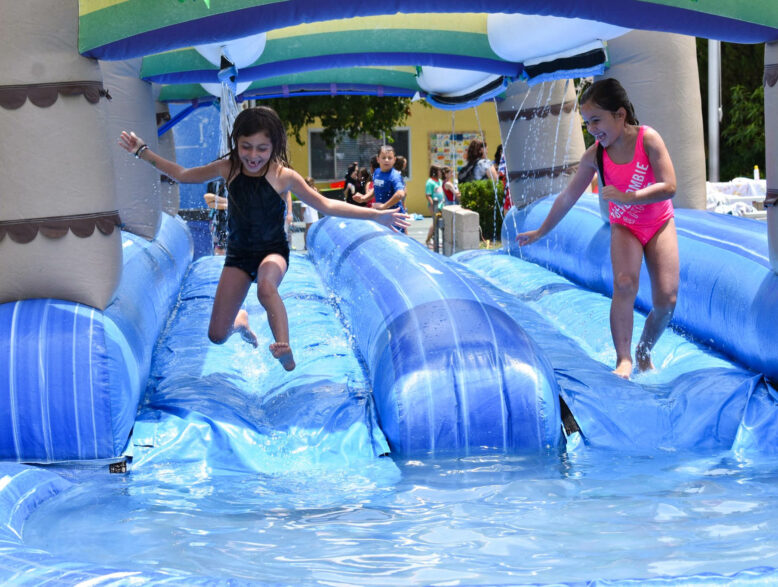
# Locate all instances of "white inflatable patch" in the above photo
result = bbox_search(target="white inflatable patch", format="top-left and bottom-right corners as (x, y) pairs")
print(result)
(416, 66), (501, 96)
(201, 81), (252, 97)
(194, 32), (267, 69)
(487, 14), (629, 63)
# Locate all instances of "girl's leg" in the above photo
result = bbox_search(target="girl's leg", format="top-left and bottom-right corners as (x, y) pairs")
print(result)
(425, 204), (434, 245)
(208, 266), (256, 346)
(610, 224), (645, 378)
(255, 254), (295, 371)
(636, 219), (679, 371)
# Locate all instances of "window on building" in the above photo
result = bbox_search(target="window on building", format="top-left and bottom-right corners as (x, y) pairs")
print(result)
(308, 129), (410, 182)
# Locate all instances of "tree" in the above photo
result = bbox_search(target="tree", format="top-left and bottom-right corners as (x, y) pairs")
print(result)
(258, 95), (415, 146)
(696, 40), (765, 180)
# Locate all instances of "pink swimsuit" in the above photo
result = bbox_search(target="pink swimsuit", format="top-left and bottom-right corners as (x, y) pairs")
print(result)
(601, 126), (674, 246)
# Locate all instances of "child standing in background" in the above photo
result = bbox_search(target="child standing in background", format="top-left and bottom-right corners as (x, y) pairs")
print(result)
(354, 146), (406, 232)
(441, 166), (460, 205)
(119, 106), (409, 371)
(425, 165), (444, 247)
(516, 78), (678, 379)
(300, 176), (321, 249)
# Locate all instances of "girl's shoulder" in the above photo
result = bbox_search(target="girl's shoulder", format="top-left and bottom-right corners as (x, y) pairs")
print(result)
(640, 125), (667, 153)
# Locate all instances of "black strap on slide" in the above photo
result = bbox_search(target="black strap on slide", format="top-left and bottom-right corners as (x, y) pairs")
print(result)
(596, 143), (606, 187)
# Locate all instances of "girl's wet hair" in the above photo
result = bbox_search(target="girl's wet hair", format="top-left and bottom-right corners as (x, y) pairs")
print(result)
(377, 144), (395, 157)
(580, 78), (639, 125)
(227, 106), (289, 181)
(429, 165), (441, 178)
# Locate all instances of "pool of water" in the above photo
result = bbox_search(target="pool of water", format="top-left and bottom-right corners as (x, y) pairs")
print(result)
(23, 449), (778, 584)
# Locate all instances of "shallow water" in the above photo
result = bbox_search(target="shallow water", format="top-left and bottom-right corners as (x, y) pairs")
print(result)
(24, 450), (778, 584)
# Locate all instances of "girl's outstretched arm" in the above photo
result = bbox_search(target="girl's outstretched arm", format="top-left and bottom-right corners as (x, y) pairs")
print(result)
(280, 168), (410, 231)
(118, 131), (227, 184)
(516, 145), (597, 246)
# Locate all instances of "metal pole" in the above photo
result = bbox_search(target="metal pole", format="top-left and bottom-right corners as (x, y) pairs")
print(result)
(708, 39), (721, 182)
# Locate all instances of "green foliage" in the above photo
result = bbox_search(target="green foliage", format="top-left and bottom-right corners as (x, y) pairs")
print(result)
(260, 95), (415, 146)
(721, 84), (765, 179)
(696, 40), (765, 180)
(459, 179), (506, 241)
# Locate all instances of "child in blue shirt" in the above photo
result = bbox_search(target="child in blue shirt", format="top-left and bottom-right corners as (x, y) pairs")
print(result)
(356, 145), (406, 232)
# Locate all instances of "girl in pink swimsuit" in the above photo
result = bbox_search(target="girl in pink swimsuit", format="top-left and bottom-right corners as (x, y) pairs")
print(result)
(516, 78), (679, 379)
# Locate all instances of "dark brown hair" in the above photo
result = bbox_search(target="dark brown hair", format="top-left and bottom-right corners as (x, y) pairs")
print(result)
(227, 106), (289, 182)
(580, 78), (639, 125)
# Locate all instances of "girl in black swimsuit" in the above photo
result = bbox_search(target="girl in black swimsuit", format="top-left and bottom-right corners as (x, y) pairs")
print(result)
(119, 107), (409, 371)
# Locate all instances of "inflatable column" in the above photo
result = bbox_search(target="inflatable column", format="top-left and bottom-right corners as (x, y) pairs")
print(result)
(497, 79), (586, 207)
(156, 102), (181, 216)
(604, 31), (706, 210)
(765, 42), (778, 274)
(100, 59), (162, 239)
(0, 0), (121, 310)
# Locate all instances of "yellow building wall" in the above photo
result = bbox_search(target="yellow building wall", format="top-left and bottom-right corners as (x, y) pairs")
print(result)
(286, 100), (502, 216)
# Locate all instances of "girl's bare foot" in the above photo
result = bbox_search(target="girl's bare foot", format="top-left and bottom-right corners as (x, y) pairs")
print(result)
(612, 358), (633, 379)
(270, 342), (296, 371)
(234, 309), (258, 348)
(636, 343), (655, 372)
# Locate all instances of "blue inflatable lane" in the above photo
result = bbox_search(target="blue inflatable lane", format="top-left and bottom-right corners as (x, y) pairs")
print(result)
(503, 194), (778, 381)
(307, 217), (562, 457)
(128, 253), (392, 473)
(454, 249), (778, 454)
(0, 214), (192, 462)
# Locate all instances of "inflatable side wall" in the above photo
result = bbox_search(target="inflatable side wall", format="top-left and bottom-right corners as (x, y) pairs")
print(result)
(765, 41), (778, 273)
(0, 214), (192, 462)
(0, 0), (121, 310)
(307, 217), (562, 457)
(497, 79), (585, 207)
(603, 31), (706, 210)
(100, 59), (163, 240)
(503, 194), (778, 380)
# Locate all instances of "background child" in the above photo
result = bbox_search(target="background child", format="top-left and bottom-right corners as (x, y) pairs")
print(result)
(516, 78), (678, 379)
(300, 176), (321, 249)
(343, 161), (363, 206)
(354, 146), (405, 232)
(425, 165), (444, 247)
(119, 106), (409, 371)
(441, 166), (460, 205)
(204, 180), (229, 255)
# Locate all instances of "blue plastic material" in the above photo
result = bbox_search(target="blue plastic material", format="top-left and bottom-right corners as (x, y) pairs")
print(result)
(127, 253), (391, 472)
(502, 194), (778, 381)
(0, 214), (193, 462)
(307, 217), (562, 457)
(454, 249), (778, 454)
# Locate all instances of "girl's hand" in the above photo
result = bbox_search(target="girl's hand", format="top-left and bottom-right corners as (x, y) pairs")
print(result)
(286, 213), (293, 225)
(516, 229), (542, 246)
(600, 185), (631, 203)
(118, 131), (145, 154)
(377, 209), (411, 232)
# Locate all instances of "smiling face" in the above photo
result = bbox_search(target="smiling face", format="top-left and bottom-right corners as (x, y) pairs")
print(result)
(237, 131), (273, 175)
(580, 101), (626, 148)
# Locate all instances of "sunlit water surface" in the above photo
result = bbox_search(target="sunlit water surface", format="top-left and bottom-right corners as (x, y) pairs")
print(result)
(24, 450), (778, 584)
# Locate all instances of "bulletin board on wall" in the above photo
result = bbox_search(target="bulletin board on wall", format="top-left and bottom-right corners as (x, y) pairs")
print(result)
(428, 132), (480, 172)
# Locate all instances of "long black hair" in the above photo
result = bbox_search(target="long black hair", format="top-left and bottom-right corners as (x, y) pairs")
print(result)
(226, 106), (289, 182)
(580, 78), (639, 125)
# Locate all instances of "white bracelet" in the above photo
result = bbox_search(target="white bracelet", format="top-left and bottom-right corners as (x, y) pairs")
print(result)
(134, 144), (149, 159)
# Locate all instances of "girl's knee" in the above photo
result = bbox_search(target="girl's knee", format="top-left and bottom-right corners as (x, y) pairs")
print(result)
(256, 279), (279, 304)
(208, 328), (228, 345)
(613, 272), (639, 297)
